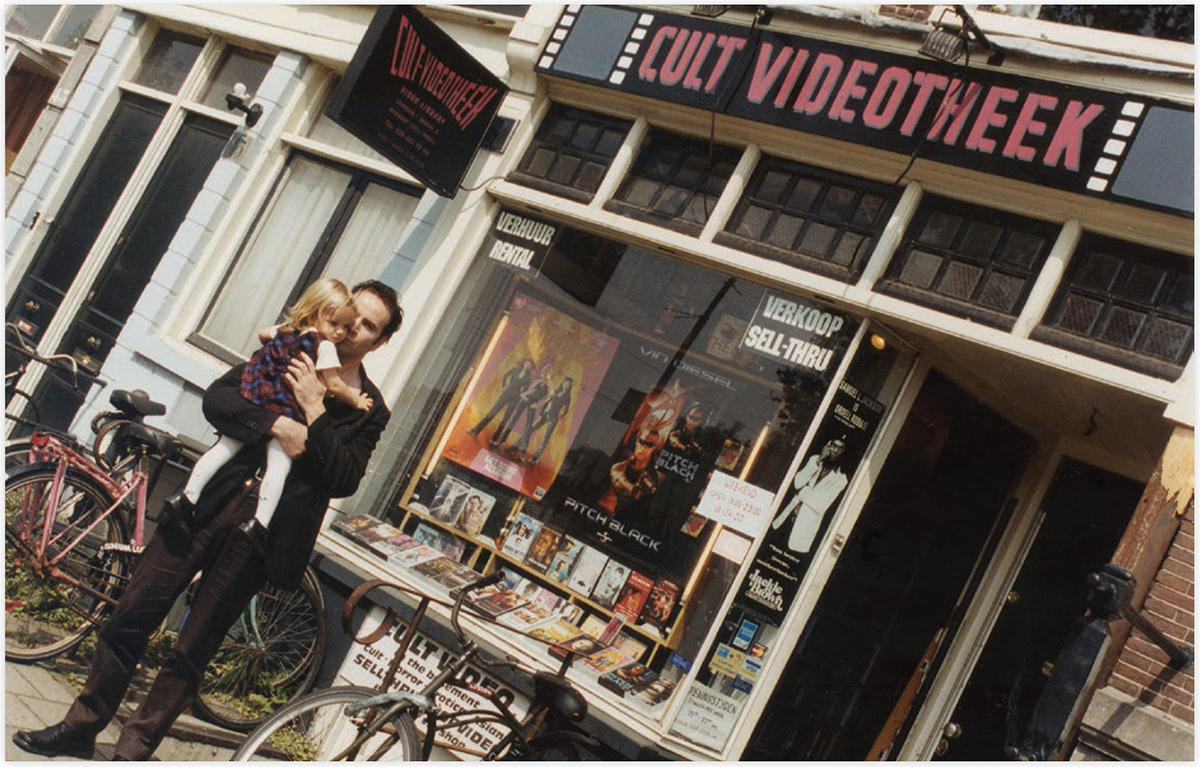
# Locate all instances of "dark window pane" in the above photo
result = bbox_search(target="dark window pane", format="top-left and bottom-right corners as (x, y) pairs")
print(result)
(1119, 262), (1168, 304)
(959, 221), (1003, 260)
(624, 178), (659, 207)
(799, 222), (838, 258)
(767, 214), (803, 249)
(920, 211), (960, 249)
(786, 177), (822, 212)
(978, 272), (1024, 313)
(899, 251), (942, 289)
(818, 186), (857, 220)
(49, 5), (98, 48)
(657, 185), (690, 216)
(1002, 231), (1045, 268)
(1098, 306), (1145, 347)
(939, 261), (983, 300)
(1075, 251), (1122, 292)
(1162, 278), (1194, 315)
(134, 29), (205, 94)
(758, 170), (790, 204)
(737, 206), (771, 239)
(571, 122), (599, 151)
(832, 233), (869, 267)
(1139, 317), (1192, 360)
(548, 155), (581, 185)
(853, 194), (884, 227)
(526, 147), (555, 176)
(578, 161), (607, 192)
(1057, 295), (1104, 334)
(594, 128), (625, 157)
(200, 46), (273, 111)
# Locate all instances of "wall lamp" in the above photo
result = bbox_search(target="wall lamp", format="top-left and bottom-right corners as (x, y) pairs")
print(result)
(919, 5), (1005, 66)
(225, 82), (263, 127)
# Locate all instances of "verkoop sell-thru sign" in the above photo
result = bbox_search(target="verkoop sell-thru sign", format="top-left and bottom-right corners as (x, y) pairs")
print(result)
(328, 6), (507, 197)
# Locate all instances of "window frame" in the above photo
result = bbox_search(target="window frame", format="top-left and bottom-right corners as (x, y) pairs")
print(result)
(1031, 234), (1193, 379)
(715, 155), (902, 283)
(875, 195), (1060, 330)
(510, 103), (633, 204)
(189, 149), (422, 364)
(604, 127), (742, 237)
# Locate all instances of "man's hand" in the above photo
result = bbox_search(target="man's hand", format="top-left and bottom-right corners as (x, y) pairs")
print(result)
(270, 416), (309, 459)
(286, 352), (328, 423)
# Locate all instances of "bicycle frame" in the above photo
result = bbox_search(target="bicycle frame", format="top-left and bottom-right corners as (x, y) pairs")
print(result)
(14, 432), (151, 593)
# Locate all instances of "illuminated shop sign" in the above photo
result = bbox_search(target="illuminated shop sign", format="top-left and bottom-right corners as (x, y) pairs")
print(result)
(329, 6), (507, 197)
(537, 6), (1193, 216)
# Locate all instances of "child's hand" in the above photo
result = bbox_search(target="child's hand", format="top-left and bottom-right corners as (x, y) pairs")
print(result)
(356, 392), (374, 411)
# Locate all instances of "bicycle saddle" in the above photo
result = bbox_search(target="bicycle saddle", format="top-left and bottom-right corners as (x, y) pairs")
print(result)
(110, 389), (167, 419)
(533, 671), (588, 723)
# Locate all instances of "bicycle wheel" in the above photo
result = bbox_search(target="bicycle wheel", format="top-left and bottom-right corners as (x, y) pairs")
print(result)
(4, 464), (129, 662)
(192, 567), (327, 732)
(232, 685), (421, 761)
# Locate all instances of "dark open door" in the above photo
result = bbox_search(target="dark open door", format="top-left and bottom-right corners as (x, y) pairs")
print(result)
(742, 370), (1033, 760)
(931, 458), (1143, 760)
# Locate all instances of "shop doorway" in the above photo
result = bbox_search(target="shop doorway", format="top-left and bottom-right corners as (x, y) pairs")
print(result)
(742, 370), (1032, 760)
(930, 458), (1144, 760)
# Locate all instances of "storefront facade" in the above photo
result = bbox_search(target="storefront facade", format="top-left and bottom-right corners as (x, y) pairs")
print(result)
(5, 4), (1193, 761)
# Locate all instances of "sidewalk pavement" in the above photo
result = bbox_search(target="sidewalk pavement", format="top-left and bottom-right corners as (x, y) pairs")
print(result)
(5, 659), (241, 761)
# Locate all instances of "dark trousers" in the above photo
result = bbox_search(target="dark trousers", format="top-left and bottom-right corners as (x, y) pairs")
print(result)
(63, 490), (266, 760)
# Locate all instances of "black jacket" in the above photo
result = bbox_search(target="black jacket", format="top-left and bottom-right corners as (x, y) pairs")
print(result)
(198, 362), (390, 588)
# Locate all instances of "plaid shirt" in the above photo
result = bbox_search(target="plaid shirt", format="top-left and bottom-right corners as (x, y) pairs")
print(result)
(239, 327), (320, 419)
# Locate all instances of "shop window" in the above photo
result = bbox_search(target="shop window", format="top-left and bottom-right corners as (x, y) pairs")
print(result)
(716, 156), (900, 281)
(605, 129), (741, 236)
(1032, 235), (1193, 379)
(133, 28), (206, 95)
(875, 196), (1058, 330)
(193, 153), (421, 360)
(510, 104), (633, 203)
(344, 206), (870, 737)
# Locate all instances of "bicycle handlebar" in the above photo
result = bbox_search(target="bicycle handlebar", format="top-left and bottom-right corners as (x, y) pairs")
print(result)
(5, 322), (106, 392)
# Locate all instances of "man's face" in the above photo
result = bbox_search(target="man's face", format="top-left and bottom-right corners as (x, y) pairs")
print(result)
(338, 290), (390, 360)
(823, 439), (846, 461)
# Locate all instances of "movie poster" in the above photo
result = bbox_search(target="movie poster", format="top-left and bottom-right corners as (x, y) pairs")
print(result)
(740, 379), (885, 625)
(555, 349), (780, 588)
(441, 293), (619, 499)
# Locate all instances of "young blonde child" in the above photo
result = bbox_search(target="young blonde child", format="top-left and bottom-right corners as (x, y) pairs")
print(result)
(167, 278), (373, 547)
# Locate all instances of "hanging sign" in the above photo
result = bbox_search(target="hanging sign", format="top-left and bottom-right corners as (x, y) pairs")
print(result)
(328, 6), (508, 197)
(537, 6), (1192, 216)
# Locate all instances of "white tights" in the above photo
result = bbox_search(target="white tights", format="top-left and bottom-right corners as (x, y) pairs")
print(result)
(184, 434), (292, 528)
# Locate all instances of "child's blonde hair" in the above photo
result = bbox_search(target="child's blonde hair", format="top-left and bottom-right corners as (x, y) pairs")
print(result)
(282, 278), (356, 332)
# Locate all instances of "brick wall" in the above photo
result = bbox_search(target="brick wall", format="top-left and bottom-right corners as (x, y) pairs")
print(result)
(1106, 501), (1195, 722)
(878, 5), (935, 23)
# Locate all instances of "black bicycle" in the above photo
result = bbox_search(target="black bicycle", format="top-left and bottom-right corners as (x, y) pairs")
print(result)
(232, 571), (598, 760)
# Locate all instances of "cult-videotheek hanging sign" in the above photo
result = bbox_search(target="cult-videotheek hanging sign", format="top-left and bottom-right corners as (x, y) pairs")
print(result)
(328, 6), (508, 197)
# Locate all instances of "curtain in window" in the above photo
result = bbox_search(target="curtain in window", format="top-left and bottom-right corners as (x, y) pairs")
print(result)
(202, 158), (347, 355)
(323, 182), (419, 286)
